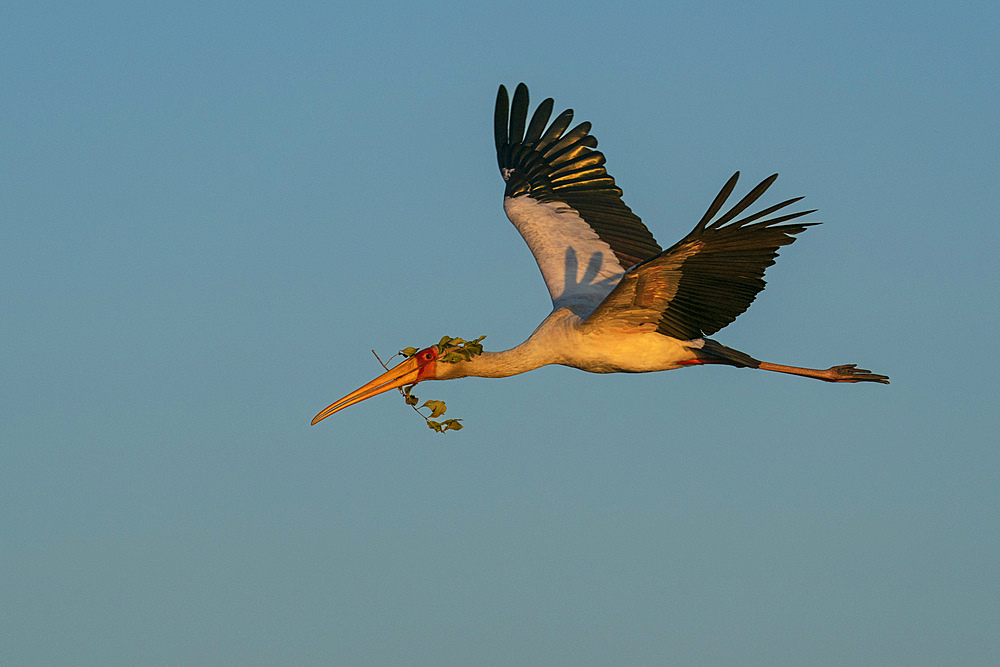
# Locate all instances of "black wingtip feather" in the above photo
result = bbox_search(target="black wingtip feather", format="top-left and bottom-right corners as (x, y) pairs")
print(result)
(494, 85), (509, 159)
(509, 83), (530, 145)
(524, 97), (554, 144)
(697, 172), (740, 230)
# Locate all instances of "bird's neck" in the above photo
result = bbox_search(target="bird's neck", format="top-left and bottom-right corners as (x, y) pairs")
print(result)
(447, 345), (551, 379)
(436, 309), (579, 380)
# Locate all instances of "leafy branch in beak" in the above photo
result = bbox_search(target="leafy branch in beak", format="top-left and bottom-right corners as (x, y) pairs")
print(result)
(374, 335), (485, 433)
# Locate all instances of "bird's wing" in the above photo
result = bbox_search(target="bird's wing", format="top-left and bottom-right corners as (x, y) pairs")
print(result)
(495, 83), (662, 314)
(585, 172), (816, 339)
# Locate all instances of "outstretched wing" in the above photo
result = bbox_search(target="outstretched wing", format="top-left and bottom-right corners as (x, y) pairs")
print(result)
(586, 172), (816, 340)
(495, 83), (661, 315)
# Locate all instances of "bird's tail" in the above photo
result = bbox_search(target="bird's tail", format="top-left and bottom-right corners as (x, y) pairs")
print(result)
(695, 339), (762, 368)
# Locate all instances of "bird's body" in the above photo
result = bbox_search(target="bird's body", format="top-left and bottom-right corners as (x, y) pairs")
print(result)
(311, 83), (887, 426)
(435, 307), (699, 380)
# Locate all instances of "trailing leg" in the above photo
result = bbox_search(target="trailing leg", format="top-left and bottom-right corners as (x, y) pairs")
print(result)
(757, 361), (889, 383)
(697, 339), (889, 384)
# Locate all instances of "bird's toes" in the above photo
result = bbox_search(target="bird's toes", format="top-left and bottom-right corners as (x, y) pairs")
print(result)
(828, 364), (890, 384)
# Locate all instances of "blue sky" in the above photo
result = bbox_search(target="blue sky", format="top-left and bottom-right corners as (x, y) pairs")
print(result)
(2, 1), (998, 664)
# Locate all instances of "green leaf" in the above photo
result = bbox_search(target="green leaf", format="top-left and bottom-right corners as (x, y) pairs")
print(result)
(426, 420), (444, 432)
(400, 346), (418, 357)
(404, 393), (419, 406)
(421, 400), (447, 418)
(465, 336), (486, 356)
(441, 419), (463, 431)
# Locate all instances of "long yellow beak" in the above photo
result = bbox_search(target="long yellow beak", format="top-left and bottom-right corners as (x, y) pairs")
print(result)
(311, 355), (424, 425)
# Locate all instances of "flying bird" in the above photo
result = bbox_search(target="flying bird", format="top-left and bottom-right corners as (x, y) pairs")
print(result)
(312, 83), (888, 425)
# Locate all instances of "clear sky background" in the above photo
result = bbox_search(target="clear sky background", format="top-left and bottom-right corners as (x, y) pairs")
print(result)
(3, 1), (998, 664)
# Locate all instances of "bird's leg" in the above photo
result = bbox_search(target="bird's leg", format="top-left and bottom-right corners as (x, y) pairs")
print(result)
(695, 340), (889, 383)
(756, 361), (889, 384)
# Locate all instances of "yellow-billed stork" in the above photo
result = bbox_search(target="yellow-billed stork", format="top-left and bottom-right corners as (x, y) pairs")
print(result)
(312, 83), (888, 425)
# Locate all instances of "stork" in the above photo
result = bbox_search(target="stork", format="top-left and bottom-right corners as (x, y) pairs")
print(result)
(312, 83), (888, 425)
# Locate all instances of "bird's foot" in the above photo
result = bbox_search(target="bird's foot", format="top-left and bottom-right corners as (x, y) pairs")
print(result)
(823, 364), (890, 384)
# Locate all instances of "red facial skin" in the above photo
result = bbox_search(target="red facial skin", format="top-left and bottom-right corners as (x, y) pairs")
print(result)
(413, 346), (439, 381)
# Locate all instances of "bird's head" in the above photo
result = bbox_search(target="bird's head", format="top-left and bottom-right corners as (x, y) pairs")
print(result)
(310, 336), (485, 425)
